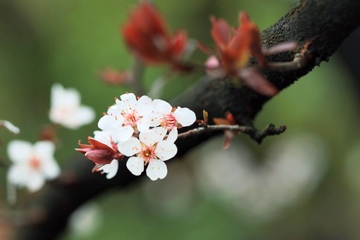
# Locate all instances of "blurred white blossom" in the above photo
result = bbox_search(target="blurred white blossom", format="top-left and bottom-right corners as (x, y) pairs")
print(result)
(193, 134), (327, 221)
(7, 140), (60, 192)
(149, 99), (196, 140)
(0, 120), (20, 134)
(68, 202), (102, 238)
(49, 83), (95, 129)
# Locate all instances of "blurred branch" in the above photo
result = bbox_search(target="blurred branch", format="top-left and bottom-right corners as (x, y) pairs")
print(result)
(129, 58), (146, 96)
(15, 0), (360, 239)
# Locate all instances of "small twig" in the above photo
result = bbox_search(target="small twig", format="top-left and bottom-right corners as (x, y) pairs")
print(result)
(178, 123), (286, 144)
(251, 124), (287, 144)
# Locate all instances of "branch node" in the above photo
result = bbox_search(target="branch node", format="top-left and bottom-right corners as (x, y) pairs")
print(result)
(251, 123), (287, 144)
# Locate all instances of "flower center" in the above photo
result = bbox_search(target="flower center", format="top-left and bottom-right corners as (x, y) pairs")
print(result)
(161, 113), (177, 130)
(55, 106), (75, 122)
(122, 109), (140, 127)
(28, 156), (41, 170)
(140, 145), (156, 163)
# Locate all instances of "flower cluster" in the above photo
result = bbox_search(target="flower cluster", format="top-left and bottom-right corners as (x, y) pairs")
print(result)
(77, 93), (196, 181)
(5, 83), (95, 194)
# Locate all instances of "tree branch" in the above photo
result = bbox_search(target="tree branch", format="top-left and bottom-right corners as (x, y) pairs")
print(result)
(14, 0), (360, 239)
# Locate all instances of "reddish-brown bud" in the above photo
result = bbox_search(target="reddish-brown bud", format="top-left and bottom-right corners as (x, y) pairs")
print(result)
(75, 137), (122, 165)
(100, 68), (132, 86)
(121, 2), (187, 66)
(210, 12), (265, 75)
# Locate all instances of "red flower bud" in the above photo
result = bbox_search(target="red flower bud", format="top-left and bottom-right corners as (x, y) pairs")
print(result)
(76, 137), (122, 165)
(210, 12), (265, 75)
(207, 12), (279, 97)
(122, 2), (187, 66)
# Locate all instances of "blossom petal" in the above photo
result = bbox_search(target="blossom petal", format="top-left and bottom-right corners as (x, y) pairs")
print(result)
(33, 141), (55, 160)
(149, 99), (172, 127)
(100, 160), (119, 179)
(139, 130), (156, 146)
(42, 159), (61, 179)
(8, 164), (30, 186)
(107, 104), (119, 116)
(152, 99), (172, 113)
(126, 157), (144, 176)
(120, 93), (137, 109)
(74, 106), (96, 126)
(94, 130), (113, 147)
(174, 107), (196, 127)
(118, 137), (141, 156)
(8, 165), (44, 192)
(155, 140), (177, 161)
(50, 84), (69, 106)
(117, 126), (134, 142)
(136, 116), (150, 132)
(167, 128), (178, 143)
(7, 140), (32, 163)
(98, 115), (123, 130)
(51, 83), (81, 107)
(27, 173), (45, 192)
(152, 127), (167, 142)
(136, 95), (153, 116)
(146, 160), (167, 180)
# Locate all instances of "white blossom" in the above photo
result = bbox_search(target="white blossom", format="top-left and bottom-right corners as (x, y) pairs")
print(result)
(98, 93), (153, 142)
(7, 140), (60, 192)
(118, 127), (177, 180)
(149, 99), (196, 140)
(49, 83), (95, 129)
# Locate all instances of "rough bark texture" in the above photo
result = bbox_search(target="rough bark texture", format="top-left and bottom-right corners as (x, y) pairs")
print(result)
(15, 0), (360, 239)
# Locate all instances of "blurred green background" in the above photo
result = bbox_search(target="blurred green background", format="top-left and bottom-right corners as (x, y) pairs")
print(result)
(1, 0), (360, 239)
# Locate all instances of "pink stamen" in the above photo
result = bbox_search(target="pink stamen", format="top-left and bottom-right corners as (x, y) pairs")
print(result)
(28, 157), (41, 170)
(140, 145), (156, 163)
(161, 113), (177, 130)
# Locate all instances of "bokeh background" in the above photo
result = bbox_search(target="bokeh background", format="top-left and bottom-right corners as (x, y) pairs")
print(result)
(1, 0), (360, 239)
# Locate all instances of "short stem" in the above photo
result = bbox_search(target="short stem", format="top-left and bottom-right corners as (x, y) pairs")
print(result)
(129, 58), (146, 96)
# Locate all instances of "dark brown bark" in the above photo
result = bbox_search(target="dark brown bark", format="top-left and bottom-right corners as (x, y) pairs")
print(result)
(14, 0), (360, 239)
